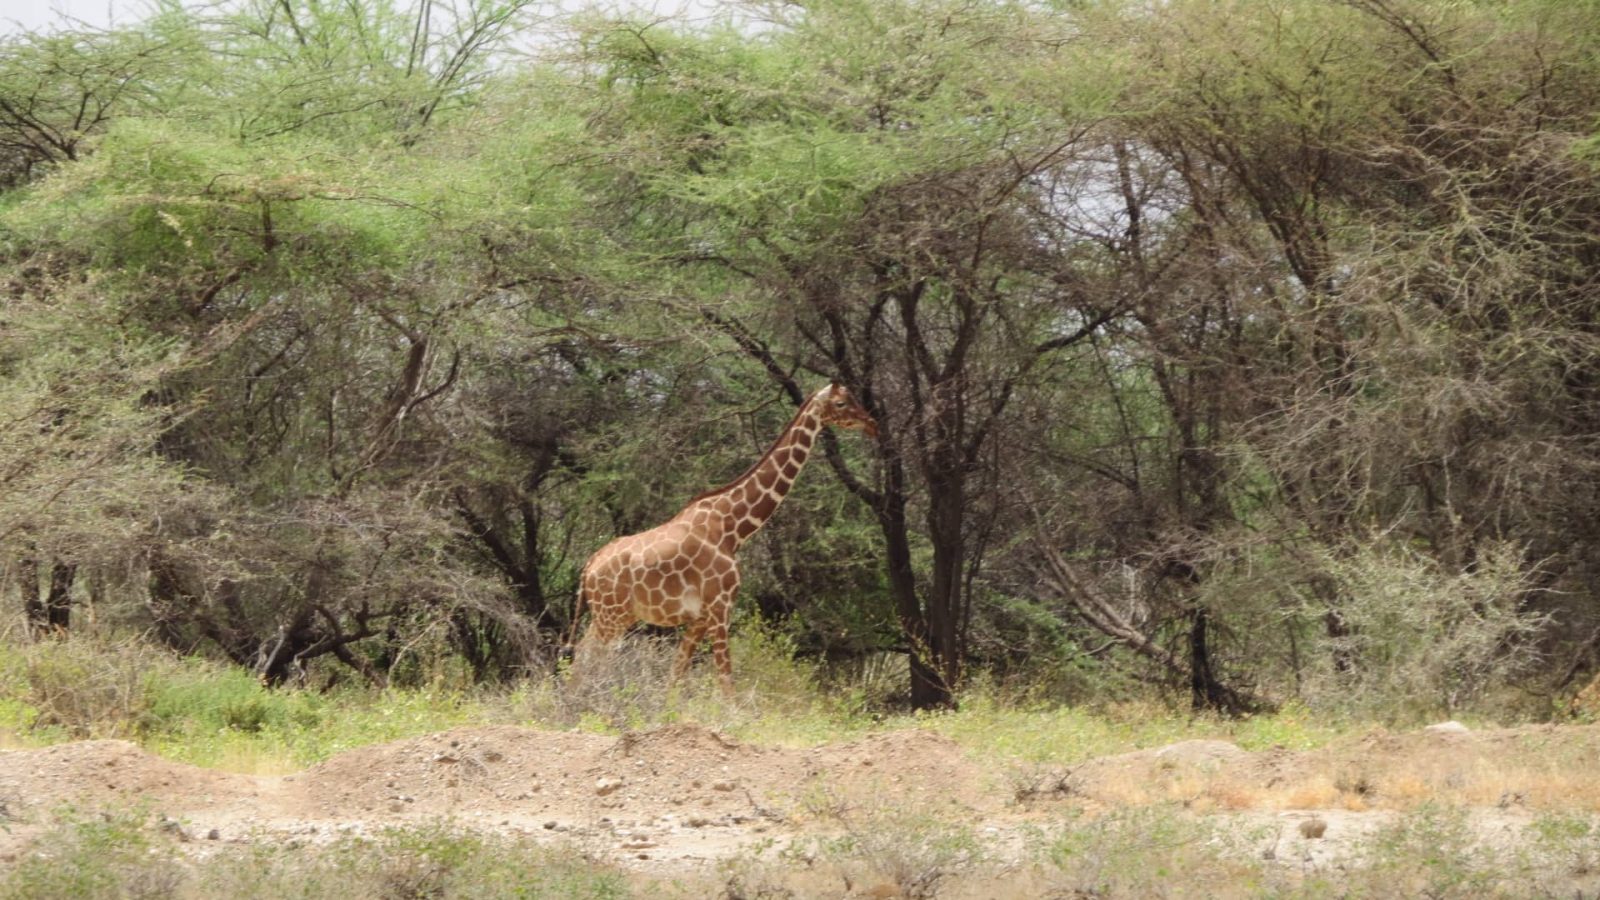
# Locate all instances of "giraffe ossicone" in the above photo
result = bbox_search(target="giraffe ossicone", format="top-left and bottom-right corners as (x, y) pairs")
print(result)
(573, 383), (877, 695)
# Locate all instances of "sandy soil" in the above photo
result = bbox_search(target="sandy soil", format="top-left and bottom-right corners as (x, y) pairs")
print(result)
(1, 720), (1597, 879)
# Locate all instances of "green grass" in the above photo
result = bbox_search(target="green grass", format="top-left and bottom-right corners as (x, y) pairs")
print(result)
(0, 810), (633, 900)
(0, 629), (1414, 778)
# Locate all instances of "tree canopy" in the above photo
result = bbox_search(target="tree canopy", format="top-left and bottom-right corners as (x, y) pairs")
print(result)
(4, 0), (1600, 715)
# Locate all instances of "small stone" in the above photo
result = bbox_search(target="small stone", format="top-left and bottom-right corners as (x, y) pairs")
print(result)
(711, 781), (736, 792)
(207, 829), (221, 841)
(543, 821), (558, 830)
(595, 777), (624, 796)
(1299, 818), (1328, 839)
(686, 815), (710, 828)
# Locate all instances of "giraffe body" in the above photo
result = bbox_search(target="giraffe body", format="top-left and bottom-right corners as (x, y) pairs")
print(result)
(575, 383), (876, 693)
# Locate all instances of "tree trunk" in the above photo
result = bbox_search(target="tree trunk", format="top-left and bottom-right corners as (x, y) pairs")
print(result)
(877, 458), (954, 709)
(16, 556), (42, 633)
(1188, 605), (1256, 715)
(20, 557), (73, 636)
(925, 468), (966, 698)
(45, 562), (74, 632)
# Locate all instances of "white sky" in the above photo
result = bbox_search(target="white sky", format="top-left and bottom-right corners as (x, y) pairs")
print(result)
(1, 0), (727, 35)
(1, 0), (140, 34)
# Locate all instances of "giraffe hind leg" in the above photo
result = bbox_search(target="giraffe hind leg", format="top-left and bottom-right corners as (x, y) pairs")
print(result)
(569, 620), (623, 692)
(672, 618), (710, 682)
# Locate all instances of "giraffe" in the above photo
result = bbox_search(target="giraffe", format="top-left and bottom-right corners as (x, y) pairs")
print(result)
(573, 382), (878, 695)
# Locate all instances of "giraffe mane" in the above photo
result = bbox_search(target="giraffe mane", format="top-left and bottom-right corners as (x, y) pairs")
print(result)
(684, 396), (817, 504)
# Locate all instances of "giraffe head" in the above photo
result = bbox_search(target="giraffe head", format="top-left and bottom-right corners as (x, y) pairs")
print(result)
(816, 382), (879, 439)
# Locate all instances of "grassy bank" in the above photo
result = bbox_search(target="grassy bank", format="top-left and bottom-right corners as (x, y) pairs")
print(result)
(0, 631), (1468, 775)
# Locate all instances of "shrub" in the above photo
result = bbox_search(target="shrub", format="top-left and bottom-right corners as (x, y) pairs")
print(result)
(1295, 543), (1549, 719)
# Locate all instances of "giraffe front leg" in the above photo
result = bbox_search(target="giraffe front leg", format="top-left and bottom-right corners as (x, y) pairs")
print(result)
(708, 607), (734, 698)
(672, 618), (710, 682)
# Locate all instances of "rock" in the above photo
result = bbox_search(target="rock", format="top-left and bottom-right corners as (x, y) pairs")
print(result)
(1152, 740), (1247, 765)
(595, 777), (624, 796)
(543, 821), (558, 830)
(686, 815), (710, 828)
(711, 780), (737, 792)
(1298, 818), (1328, 839)
(1425, 721), (1470, 734)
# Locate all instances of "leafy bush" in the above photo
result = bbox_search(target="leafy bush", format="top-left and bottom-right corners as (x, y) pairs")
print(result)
(5, 636), (183, 738)
(145, 659), (321, 736)
(1296, 543), (1549, 719)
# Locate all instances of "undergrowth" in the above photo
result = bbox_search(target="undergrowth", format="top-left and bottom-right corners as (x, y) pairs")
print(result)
(0, 627), (1528, 777)
(0, 811), (630, 900)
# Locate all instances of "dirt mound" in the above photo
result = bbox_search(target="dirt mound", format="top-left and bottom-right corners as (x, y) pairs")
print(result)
(286, 723), (996, 829)
(0, 740), (268, 816)
(798, 729), (998, 816)
(290, 725), (608, 819)
(1060, 722), (1600, 813)
(4, 720), (1598, 877)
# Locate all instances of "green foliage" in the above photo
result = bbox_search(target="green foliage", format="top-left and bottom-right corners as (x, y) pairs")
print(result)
(1045, 805), (1259, 897)
(792, 803), (987, 899)
(201, 824), (633, 900)
(1297, 544), (1549, 719)
(5, 0), (1600, 719)
(145, 658), (319, 735)
(0, 806), (185, 900)
(0, 811), (630, 900)
(1362, 804), (1502, 897)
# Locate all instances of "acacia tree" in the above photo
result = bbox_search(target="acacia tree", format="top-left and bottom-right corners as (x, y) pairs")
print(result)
(565, 1), (1129, 707)
(1022, 0), (1600, 708)
(1, 0), (560, 679)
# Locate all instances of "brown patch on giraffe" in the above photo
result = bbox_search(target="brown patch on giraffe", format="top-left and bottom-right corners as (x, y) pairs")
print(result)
(661, 572), (685, 596)
(750, 493), (778, 522)
(690, 541), (715, 569)
(757, 466), (778, 490)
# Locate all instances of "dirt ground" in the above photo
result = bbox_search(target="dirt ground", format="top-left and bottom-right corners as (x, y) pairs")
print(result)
(2, 720), (1598, 885)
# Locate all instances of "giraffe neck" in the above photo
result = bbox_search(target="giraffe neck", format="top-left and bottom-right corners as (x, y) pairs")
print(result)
(695, 398), (823, 553)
